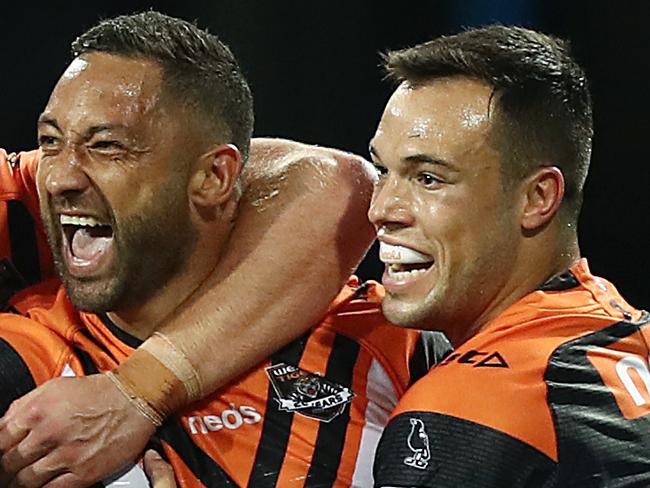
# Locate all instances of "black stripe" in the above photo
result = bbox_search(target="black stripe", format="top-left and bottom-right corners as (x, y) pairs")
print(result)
(305, 334), (360, 487)
(0, 258), (28, 311)
(73, 347), (100, 375)
(0, 338), (37, 415)
(544, 313), (650, 485)
(408, 331), (453, 386)
(158, 419), (238, 486)
(374, 411), (557, 486)
(78, 327), (119, 363)
(247, 333), (310, 487)
(408, 333), (430, 387)
(538, 270), (580, 292)
(7, 200), (41, 285)
(98, 313), (143, 349)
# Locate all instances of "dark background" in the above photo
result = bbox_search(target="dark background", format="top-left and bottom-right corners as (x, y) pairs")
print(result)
(1, 1), (647, 307)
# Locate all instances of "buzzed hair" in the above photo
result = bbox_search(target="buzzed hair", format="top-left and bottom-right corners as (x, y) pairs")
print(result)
(384, 25), (593, 218)
(72, 11), (254, 161)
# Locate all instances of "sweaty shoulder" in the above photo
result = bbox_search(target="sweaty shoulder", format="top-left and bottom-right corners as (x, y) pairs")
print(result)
(243, 137), (376, 204)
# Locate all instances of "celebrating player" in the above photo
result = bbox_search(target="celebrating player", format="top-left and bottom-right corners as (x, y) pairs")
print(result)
(369, 25), (650, 486)
(0, 12), (449, 487)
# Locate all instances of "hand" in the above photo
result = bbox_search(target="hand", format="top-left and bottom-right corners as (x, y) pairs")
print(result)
(0, 374), (157, 487)
(144, 450), (177, 488)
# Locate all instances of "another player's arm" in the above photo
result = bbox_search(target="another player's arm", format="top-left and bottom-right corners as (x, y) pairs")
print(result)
(139, 137), (377, 402)
(0, 138), (377, 487)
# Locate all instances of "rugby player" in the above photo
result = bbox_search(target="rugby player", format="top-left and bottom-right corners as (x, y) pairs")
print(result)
(0, 11), (448, 487)
(369, 25), (650, 487)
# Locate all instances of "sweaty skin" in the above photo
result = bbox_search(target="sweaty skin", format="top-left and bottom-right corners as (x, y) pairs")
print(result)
(0, 83), (376, 488)
(369, 79), (571, 346)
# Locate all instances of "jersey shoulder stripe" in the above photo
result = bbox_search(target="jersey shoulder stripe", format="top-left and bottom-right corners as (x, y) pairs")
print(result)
(546, 312), (650, 485)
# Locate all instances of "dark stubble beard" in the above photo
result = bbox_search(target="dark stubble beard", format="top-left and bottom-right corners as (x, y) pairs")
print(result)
(45, 176), (197, 313)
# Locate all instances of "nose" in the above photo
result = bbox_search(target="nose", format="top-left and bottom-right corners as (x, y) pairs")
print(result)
(368, 175), (415, 229)
(42, 147), (91, 198)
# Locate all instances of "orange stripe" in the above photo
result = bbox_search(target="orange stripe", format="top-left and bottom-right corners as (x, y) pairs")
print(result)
(161, 443), (205, 487)
(274, 327), (335, 486)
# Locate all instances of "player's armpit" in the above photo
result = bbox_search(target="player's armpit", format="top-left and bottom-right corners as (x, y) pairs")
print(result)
(119, 137), (377, 411)
(373, 412), (557, 488)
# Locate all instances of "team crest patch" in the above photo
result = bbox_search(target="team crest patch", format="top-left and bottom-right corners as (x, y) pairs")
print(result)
(265, 362), (354, 422)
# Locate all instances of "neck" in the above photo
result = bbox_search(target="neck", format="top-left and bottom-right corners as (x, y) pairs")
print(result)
(107, 221), (230, 340)
(453, 234), (581, 347)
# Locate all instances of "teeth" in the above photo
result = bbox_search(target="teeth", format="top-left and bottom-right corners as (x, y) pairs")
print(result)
(60, 215), (102, 227)
(386, 266), (429, 280)
(379, 242), (432, 264)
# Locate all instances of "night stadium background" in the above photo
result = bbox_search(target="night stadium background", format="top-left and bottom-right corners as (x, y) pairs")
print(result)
(1, 0), (646, 307)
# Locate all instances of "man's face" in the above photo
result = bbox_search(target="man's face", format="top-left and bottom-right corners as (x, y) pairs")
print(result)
(368, 78), (522, 343)
(37, 53), (198, 312)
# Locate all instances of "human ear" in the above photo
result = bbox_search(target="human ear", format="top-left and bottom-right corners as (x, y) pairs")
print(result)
(520, 166), (565, 231)
(189, 144), (242, 207)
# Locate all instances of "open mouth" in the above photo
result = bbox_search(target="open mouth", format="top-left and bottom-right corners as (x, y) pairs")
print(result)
(60, 214), (115, 275)
(379, 241), (434, 281)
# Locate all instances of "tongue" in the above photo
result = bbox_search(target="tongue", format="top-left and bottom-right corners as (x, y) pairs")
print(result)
(71, 228), (113, 261)
(379, 242), (432, 264)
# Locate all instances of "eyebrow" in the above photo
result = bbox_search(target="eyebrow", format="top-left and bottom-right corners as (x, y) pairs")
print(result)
(403, 153), (457, 171)
(368, 144), (457, 171)
(37, 115), (60, 131)
(37, 115), (126, 138)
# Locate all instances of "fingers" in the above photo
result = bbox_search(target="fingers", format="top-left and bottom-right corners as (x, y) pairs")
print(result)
(144, 450), (177, 488)
(6, 451), (75, 488)
(0, 400), (31, 454)
(41, 473), (81, 488)
(1, 431), (54, 475)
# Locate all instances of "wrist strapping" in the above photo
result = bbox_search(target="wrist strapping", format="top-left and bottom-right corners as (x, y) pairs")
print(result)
(141, 332), (203, 403)
(111, 347), (190, 420)
(106, 370), (164, 427)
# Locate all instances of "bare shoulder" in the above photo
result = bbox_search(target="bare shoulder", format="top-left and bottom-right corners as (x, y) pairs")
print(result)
(244, 137), (376, 193)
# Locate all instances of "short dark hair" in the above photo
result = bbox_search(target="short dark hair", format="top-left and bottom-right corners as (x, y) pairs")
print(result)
(384, 25), (593, 217)
(72, 11), (254, 161)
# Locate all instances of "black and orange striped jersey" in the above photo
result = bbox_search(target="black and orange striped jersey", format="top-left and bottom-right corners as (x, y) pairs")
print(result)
(0, 277), (451, 487)
(0, 149), (53, 305)
(374, 259), (650, 487)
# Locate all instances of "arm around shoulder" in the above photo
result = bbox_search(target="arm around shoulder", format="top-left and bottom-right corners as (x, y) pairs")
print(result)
(122, 137), (377, 407)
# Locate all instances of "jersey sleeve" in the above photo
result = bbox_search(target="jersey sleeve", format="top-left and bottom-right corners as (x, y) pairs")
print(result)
(374, 411), (557, 487)
(0, 307), (76, 415)
(0, 149), (54, 293)
(373, 330), (563, 488)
